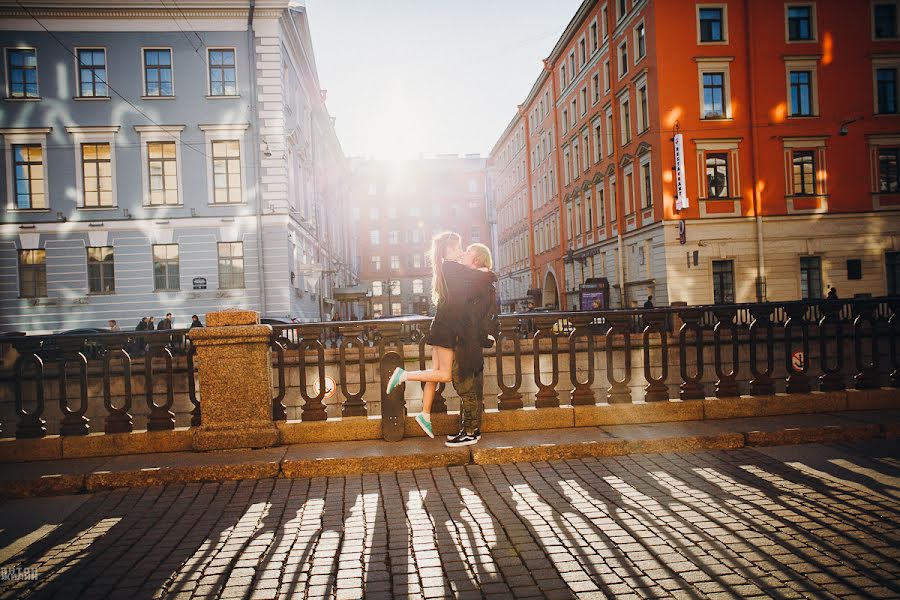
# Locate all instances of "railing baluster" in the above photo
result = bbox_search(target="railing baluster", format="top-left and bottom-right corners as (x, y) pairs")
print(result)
(853, 300), (881, 389)
(57, 340), (90, 436)
(495, 318), (524, 410)
(784, 303), (812, 394)
(818, 301), (845, 392)
(145, 339), (176, 431)
(13, 345), (46, 439)
(749, 305), (776, 395)
(299, 327), (328, 421)
(187, 342), (200, 427)
(678, 309), (705, 400)
(642, 312), (669, 402)
(605, 314), (632, 404)
(713, 307), (740, 398)
(103, 342), (134, 434)
(271, 337), (287, 421)
(339, 325), (368, 417)
(568, 316), (596, 406)
(890, 299), (900, 389)
(532, 317), (560, 408)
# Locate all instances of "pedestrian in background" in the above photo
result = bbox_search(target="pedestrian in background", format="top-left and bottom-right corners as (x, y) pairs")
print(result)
(158, 313), (173, 330)
(190, 315), (204, 328)
(108, 319), (120, 332)
(644, 296), (654, 309)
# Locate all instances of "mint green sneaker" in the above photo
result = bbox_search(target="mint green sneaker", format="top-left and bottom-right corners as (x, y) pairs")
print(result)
(415, 413), (434, 438)
(386, 367), (405, 394)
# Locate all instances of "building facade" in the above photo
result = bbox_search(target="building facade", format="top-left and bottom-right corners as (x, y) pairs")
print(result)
(0, 0), (355, 333)
(350, 156), (490, 318)
(489, 0), (900, 311)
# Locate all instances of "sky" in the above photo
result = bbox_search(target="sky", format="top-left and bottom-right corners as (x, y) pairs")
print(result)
(303, 0), (584, 159)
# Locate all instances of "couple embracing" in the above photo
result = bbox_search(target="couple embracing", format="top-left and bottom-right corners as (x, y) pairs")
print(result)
(386, 232), (498, 447)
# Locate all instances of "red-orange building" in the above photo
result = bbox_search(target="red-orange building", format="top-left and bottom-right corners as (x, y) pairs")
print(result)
(350, 156), (490, 317)
(489, 0), (900, 310)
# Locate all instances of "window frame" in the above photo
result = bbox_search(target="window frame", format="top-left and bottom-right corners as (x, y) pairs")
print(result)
(67, 126), (119, 209)
(87, 245), (116, 294)
(785, 4), (817, 42)
(141, 47), (174, 98)
(799, 255), (823, 300)
(639, 156), (653, 210)
(712, 259), (735, 304)
(784, 57), (820, 118)
(136, 125), (185, 207)
(697, 5), (728, 44)
(878, 147), (899, 193)
(635, 73), (650, 133)
(618, 41), (629, 79)
(696, 57), (734, 120)
(4, 47), (39, 99)
(3, 128), (50, 211)
(18, 248), (47, 298)
(200, 124), (249, 206)
(791, 149), (817, 196)
(217, 241), (246, 290)
(74, 47), (109, 98)
(153, 244), (181, 292)
(207, 47), (239, 98)
(874, 58), (899, 115)
(705, 152), (730, 199)
(634, 19), (646, 63)
(874, 1), (899, 40)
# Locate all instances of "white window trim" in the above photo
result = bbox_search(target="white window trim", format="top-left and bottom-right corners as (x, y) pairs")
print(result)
(697, 4), (729, 45)
(782, 136), (830, 213)
(73, 47), (109, 100)
(3, 47), (40, 100)
(634, 72), (650, 133)
(609, 174), (618, 222)
(135, 124), (186, 207)
(618, 88), (632, 146)
(633, 18), (647, 64)
(602, 4), (610, 40)
(873, 54), (900, 114)
(590, 17), (600, 53)
(603, 59), (611, 92)
(66, 125), (120, 209)
(605, 104), (615, 157)
(199, 123), (250, 206)
(591, 72), (601, 105)
(873, 0), (900, 41)
(580, 85), (588, 115)
(696, 57), (735, 120)
(784, 55), (821, 117)
(592, 117), (603, 162)
(140, 47), (175, 99)
(206, 47), (240, 98)
(0, 127), (51, 211)
(618, 41), (629, 80)
(623, 163), (635, 215)
(578, 35), (587, 69)
(639, 154), (653, 211)
(785, 3), (818, 43)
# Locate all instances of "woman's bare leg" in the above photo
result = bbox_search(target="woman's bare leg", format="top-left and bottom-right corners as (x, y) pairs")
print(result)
(405, 346), (453, 418)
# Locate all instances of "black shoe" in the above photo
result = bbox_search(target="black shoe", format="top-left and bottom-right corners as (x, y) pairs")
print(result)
(446, 428), (480, 441)
(445, 432), (479, 447)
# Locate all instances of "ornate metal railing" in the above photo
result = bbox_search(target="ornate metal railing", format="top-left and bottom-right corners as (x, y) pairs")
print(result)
(1, 298), (898, 439)
(0, 330), (197, 439)
(268, 298), (900, 421)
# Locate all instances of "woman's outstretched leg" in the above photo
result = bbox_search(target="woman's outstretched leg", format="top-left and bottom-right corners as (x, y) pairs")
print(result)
(385, 346), (454, 439)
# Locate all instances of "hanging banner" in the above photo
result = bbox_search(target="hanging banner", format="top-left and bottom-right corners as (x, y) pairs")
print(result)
(673, 133), (689, 210)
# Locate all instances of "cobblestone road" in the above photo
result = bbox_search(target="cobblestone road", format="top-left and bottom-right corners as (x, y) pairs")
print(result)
(2, 440), (899, 599)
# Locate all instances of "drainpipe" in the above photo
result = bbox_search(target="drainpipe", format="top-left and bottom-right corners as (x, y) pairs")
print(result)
(745, 0), (766, 301)
(248, 0), (268, 315)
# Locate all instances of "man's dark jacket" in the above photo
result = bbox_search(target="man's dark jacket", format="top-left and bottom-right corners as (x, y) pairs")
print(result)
(441, 262), (498, 379)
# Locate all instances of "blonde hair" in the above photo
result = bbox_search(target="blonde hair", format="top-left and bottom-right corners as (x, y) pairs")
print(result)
(466, 243), (493, 270)
(427, 231), (462, 306)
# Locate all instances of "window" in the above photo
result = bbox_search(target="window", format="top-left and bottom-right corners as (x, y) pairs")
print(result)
(637, 83), (649, 132)
(468, 178), (478, 193)
(800, 256), (823, 299)
(368, 182), (377, 195)
(561, 64), (567, 88)
(605, 108), (614, 156)
(471, 226), (480, 243)
(609, 177), (617, 221)
(593, 120), (603, 163)
(413, 279), (424, 294)
(787, 6), (813, 41)
(143, 49), (173, 97)
(590, 20), (599, 52)
(706, 153), (729, 197)
(372, 281), (383, 296)
(792, 150), (816, 195)
(702, 73), (726, 118)
(147, 141), (178, 205)
(875, 3), (898, 38)
(604, 60), (611, 92)
(582, 129), (590, 173)
(562, 109), (569, 134)
(597, 183), (606, 226)
(390, 280), (401, 296)
(18, 249), (46, 298)
(624, 171), (634, 214)
(371, 255), (381, 272)
(370, 230), (380, 245)
(602, 5), (609, 39)
(217, 242), (245, 289)
(592, 73), (600, 104)
(563, 145), (571, 185)
(208, 49), (237, 96)
(699, 7), (724, 42)
(390, 255), (400, 270)
(580, 87), (588, 115)
(789, 70), (813, 115)
(87, 246), (115, 294)
(579, 38), (587, 67)
(153, 244), (179, 291)
(81, 143), (113, 207)
(618, 42), (628, 77)
(618, 0), (627, 20)
(369, 206), (379, 220)
(6, 48), (38, 98)
(571, 99), (577, 126)
(712, 260), (735, 304)
(12, 144), (45, 209)
(635, 22), (646, 60)
(388, 206), (398, 219)
(391, 302), (402, 316)
(887, 251), (900, 295)
(620, 97), (631, 145)
(573, 139), (581, 176)
(641, 161), (652, 209)
(878, 68), (898, 114)
(76, 49), (107, 97)
(879, 148), (899, 192)
(389, 231), (399, 245)
(211, 140), (241, 204)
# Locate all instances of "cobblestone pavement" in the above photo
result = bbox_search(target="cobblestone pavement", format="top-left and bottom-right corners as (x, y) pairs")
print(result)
(2, 440), (899, 599)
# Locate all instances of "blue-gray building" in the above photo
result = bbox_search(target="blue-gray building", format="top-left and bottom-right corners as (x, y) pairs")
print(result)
(0, 0), (357, 333)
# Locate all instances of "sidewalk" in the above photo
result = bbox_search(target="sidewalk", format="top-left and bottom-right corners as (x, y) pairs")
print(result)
(2, 409), (897, 499)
